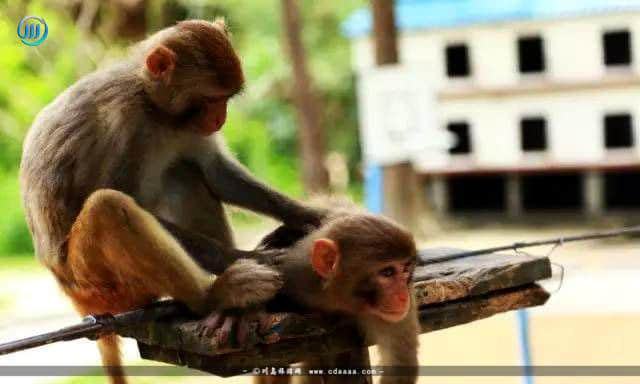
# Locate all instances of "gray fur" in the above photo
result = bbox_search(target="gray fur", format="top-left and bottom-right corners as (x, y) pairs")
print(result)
(20, 30), (320, 277)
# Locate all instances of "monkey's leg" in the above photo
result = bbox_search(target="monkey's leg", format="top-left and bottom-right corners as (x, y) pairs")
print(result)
(64, 189), (228, 384)
(65, 189), (220, 384)
(97, 334), (126, 384)
(67, 189), (216, 315)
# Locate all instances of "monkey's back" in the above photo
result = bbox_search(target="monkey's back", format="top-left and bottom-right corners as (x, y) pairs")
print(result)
(20, 64), (149, 269)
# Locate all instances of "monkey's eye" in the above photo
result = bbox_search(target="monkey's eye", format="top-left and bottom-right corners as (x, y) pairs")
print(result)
(379, 267), (396, 277)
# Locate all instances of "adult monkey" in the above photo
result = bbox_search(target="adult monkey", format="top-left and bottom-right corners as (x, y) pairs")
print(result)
(20, 19), (324, 384)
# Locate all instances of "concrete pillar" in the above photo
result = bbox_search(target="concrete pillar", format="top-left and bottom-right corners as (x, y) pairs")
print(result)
(431, 175), (449, 215)
(506, 174), (523, 217)
(584, 170), (604, 216)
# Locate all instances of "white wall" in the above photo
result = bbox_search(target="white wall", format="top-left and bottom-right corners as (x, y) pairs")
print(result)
(351, 12), (640, 172)
(352, 12), (640, 85)
(413, 87), (640, 172)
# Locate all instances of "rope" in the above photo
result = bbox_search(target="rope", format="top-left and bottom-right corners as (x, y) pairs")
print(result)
(422, 225), (640, 265)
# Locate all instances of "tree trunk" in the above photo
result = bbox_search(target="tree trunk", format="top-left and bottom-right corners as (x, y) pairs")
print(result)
(371, 0), (419, 229)
(280, 0), (329, 195)
(372, 0), (398, 65)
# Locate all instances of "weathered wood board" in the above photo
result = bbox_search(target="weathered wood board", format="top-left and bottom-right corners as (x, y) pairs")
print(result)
(117, 248), (552, 376)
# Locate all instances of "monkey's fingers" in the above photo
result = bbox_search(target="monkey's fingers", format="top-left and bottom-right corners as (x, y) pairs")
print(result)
(197, 311), (262, 348)
(216, 315), (235, 345)
(236, 310), (274, 346)
(236, 313), (257, 346)
(196, 312), (225, 338)
(256, 225), (306, 250)
(255, 248), (288, 267)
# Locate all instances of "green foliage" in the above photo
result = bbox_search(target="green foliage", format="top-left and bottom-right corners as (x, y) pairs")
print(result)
(223, 109), (302, 196)
(0, 0), (366, 257)
(0, 5), (82, 171)
(0, 172), (33, 253)
(225, 0), (365, 178)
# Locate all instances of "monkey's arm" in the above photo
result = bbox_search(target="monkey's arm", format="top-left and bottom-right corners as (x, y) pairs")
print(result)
(158, 218), (238, 274)
(359, 300), (419, 384)
(200, 153), (325, 228)
(159, 218), (282, 274)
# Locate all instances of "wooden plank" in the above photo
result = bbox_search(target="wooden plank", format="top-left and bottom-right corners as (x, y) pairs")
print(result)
(119, 249), (550, 354)
(117, 248), (552, 376)
(415, 248), (551, 305)
(131, 284), (549, 377)
(419, 283), (549, 333)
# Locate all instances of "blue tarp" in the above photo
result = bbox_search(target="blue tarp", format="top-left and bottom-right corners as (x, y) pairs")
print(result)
(343, 0), (640, 38)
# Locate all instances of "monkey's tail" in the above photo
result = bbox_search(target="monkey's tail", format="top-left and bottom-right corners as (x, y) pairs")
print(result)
(97, 334), (127, 384)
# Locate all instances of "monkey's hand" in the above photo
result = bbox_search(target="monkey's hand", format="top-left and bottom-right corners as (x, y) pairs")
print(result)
(196, 308), (274, 348)
(233, 247), (287, 267)
(208, 259), (283, 310)
(285, 206), (328, 232)
(255, 225), (307, 250)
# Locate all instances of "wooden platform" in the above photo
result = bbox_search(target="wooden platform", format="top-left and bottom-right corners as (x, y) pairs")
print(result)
(116, 248), (552, 377)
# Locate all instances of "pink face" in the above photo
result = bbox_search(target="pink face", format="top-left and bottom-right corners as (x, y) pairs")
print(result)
(199, 96), (228, 135)
(365, 259), (414, 322)
(311, 238), (415, 323)
(144, 38), (241, 137)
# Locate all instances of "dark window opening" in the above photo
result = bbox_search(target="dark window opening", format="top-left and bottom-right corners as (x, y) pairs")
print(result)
(604, 113), (634, 148)
(518, 36), (546, 73)
(603, 30), (632, 66)
(605, 172), (640, 208)
(447, 122), (471, 154)
(522, 173), (583, 210)
(521, 117), (548, 151)
(446, 44), (471, 77)
(449, 175), (505, 212)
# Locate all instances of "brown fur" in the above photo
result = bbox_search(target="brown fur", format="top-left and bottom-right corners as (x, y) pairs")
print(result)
(20, 20), (322, 384)
(97, 334), (126, 384)
(266, 212), (420, 384)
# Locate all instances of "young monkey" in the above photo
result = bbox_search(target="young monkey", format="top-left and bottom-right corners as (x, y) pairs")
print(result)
(261, 211), (420, 384)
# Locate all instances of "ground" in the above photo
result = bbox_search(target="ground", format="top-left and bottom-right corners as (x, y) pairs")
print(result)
(0, 217), (638, 384)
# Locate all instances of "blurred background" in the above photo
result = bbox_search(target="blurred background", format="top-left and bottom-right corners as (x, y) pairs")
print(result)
(0, 0), (639, 383)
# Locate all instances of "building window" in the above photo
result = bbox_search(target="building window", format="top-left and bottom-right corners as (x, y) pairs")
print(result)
(449, 175), (505, 212)
(604, 113), (634, 148)
(522, 173), (583, 210)
(603, 30), (632, 66)
(605, 171), (640, 208)
(445, 44), (471, 77)
(518, 35), (545, 73)
(520, 117), (548, 151)
(447, 121), (471, 154)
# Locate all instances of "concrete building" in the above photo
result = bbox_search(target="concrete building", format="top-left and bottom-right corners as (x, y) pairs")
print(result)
(345, 0), (640, 216)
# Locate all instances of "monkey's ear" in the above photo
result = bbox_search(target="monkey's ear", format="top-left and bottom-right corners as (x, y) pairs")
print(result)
(311, 238), (339, 279)
(213, 17), (230, 36)
(146, 45), (176, 83)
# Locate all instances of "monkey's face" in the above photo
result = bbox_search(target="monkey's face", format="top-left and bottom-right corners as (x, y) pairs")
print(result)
(310, 216), (417, 323)
(143, 19), (244, 136)
(192, 94), (230, 136)
(351, 258), (415, 323)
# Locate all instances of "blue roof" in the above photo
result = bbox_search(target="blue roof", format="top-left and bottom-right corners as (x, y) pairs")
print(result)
(343, 0), (640, 38)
